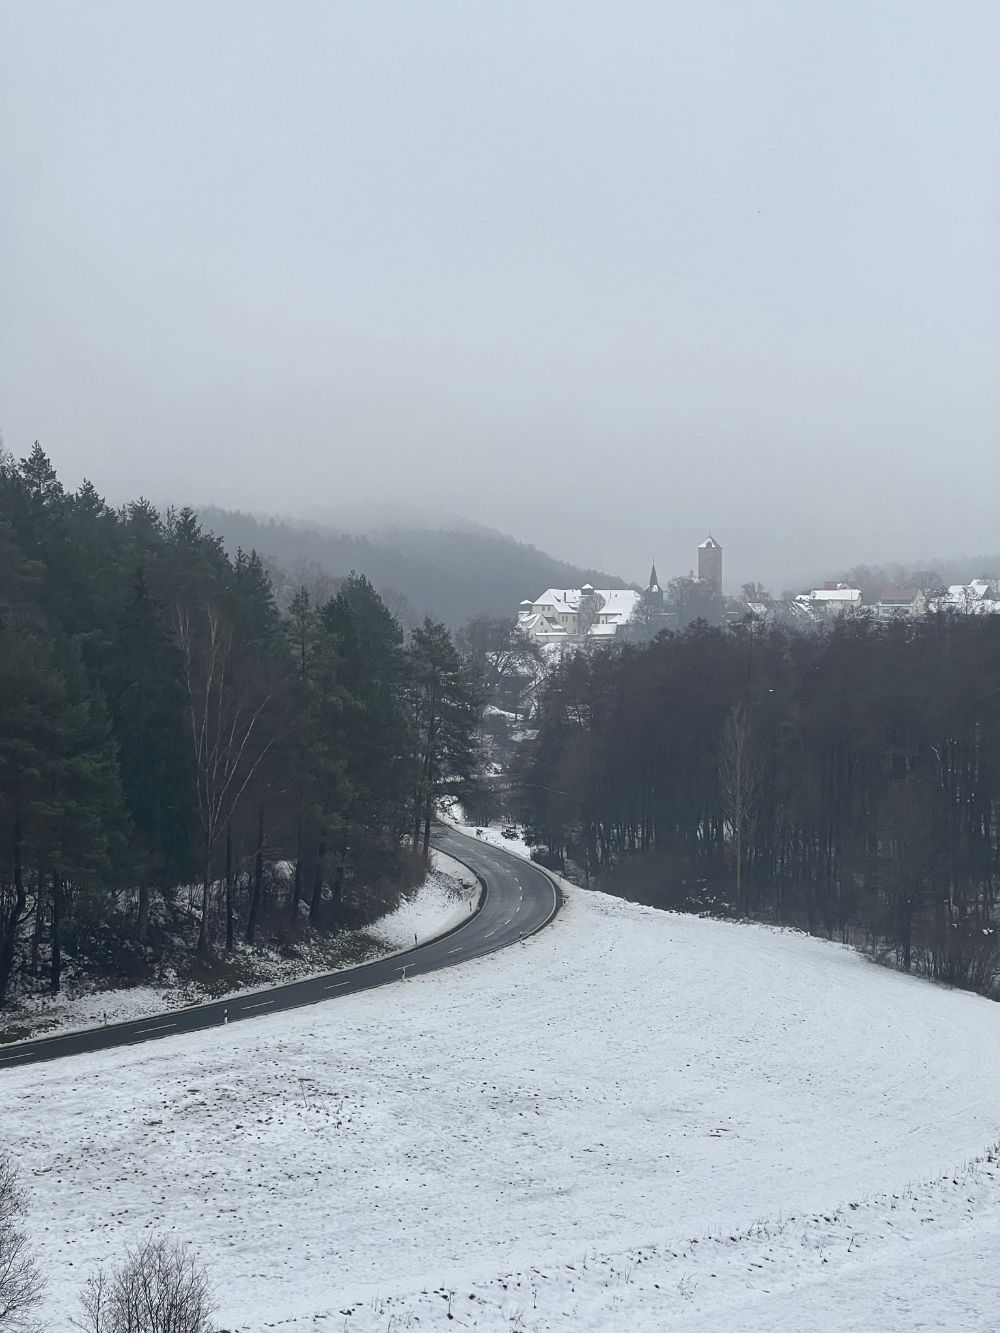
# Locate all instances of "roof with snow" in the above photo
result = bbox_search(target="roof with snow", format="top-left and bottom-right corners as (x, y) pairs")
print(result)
(796, 584), (862, 604)
(699, 536), (721, 549)
(530, 588), (642, 624)
(930, 581), (1000, 615)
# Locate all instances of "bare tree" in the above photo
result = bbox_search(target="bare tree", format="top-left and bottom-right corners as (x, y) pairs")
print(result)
(739, 581), (771, 604)
(74, 1237), (215, 1333)
(719, 702), (760, 915)
(0, 1153), (43, 1333)
(175, 604), (276, 955)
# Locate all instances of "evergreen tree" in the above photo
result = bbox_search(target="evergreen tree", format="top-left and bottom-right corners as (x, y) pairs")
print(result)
(407, 619), (481, 858)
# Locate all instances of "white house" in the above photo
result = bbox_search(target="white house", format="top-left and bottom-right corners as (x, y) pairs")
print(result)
(517, 585), (642, 647)
(794, 583), (863, 618)
(875, 587), (927, 620)
(930, 580), (1000, 615)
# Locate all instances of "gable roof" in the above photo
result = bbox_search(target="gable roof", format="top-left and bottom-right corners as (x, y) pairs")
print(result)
(877, 587), (922, 605)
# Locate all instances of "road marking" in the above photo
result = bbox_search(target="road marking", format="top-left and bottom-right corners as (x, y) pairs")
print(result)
(502, 918), (511, 926)
(240, 999), (275, 1011)
(447, 946), (463, 954)
(515, 902), (521, 913)
(0, 1051), (30, 1063)
(322, 981), (351, 991)
(134, 1023), (176, 1035)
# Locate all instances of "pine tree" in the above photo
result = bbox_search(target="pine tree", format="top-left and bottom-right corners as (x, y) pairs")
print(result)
(407, 619), (481, 858)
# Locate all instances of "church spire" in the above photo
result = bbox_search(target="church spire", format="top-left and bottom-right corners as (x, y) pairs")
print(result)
(648, 560), (660, 593)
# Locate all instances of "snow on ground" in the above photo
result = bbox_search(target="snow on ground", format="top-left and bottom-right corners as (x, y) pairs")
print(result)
(4, 881), (1000, 1330)
(0, 852), (477, 1046)
(444, 812), (534, 860)
(369, 848), (479, 950)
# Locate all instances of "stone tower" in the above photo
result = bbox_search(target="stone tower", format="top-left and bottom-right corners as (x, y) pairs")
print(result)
(698, 535), (723, 595)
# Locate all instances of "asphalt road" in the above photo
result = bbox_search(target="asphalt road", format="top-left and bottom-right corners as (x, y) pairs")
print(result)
(0, 826), (559, 1070)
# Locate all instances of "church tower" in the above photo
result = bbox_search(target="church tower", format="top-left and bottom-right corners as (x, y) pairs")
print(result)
(645, 560), (664, 611)
(698, 535), (723, 595)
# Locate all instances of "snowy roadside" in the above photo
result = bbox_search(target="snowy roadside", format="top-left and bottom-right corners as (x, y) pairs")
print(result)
(441, 812), (535, 861)
(0, 850), (478, 1047)
(6, 879), (1000, 1331)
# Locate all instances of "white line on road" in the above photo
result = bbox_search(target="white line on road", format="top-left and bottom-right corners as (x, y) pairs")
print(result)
(240, 1000), (275, 1011)
(0, 1051), (30, 1063)
(134, 1023), (176, 1035)
(322, 981), (351, 991)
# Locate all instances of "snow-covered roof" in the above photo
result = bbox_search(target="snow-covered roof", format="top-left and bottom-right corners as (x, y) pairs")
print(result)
(596, 589), (642, 622)
(586, 623), (618, 638)
(944, 581), (991, 600)
(930, 582), (1000, 615)
(699, 536), (721, 549)
(530, 588), (641, 625)
(797, 586), (862, 604)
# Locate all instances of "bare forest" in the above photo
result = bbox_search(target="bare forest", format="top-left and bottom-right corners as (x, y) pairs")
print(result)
(521, 614), (1000, 999)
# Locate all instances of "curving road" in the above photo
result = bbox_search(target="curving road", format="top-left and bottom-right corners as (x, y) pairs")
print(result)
(0, 826), (559, 1070)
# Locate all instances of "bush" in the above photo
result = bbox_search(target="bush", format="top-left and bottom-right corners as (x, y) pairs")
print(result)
(74, 1237), (215, 1333)
(0, 1152), (44, 1333)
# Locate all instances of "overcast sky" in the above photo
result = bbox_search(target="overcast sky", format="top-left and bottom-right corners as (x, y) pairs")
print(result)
(3, 2), (998, 589)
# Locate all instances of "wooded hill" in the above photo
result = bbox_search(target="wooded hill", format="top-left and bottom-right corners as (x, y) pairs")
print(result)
(520, 613), (1000, 999)
(196, 505), (628, 627)
(0, 446), (482, 1006)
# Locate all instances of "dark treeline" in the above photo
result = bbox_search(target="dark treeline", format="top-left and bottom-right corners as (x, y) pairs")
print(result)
(0, 446), (480, 1006)
(521, 614), (1000, 997)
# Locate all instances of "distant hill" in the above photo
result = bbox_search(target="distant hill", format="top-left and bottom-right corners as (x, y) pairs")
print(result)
(196, 506), (629, 628)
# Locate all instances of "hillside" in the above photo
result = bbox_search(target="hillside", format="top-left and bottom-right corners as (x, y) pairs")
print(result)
(8, 848), (1000, 1331)
(196, 505), (628, 626)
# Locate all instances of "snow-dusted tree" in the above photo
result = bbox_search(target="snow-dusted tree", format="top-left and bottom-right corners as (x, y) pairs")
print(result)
(0, 1153), (43, 1333)
(74, 1237), (215, 1333)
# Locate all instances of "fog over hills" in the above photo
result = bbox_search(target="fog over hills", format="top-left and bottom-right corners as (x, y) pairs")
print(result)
(197, 505), (629, 627)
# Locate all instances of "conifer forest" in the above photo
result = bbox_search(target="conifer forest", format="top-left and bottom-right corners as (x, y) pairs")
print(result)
(0, 445), (480, 1005)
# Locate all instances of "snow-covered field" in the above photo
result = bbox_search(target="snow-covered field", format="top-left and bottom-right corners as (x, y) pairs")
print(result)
(0, 851), (477, 1045)
(4, 873), (1000, 1331)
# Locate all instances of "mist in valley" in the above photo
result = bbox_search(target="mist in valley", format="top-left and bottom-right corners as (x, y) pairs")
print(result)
(3, 2), (999, 593)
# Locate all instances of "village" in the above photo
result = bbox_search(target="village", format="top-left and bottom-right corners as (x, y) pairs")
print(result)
(516, 534), (1000, 649)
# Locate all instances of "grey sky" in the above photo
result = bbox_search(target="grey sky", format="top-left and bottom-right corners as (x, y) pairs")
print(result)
(3, 1), (998, 591)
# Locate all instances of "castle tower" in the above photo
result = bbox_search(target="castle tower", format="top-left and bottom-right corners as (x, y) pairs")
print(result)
(698, 535), (723, 595)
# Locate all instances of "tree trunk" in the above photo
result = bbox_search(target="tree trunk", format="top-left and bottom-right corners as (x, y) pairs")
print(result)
(246, 805), (265, 945)
(50, 875), (63, 994)
(197, 836), (212, 957)
(30, 885), (44, 978)
(0, 807), (27, 1005)
(224, 823), (235, 952)
(137, 880), (150, 945)
(289, 811), (304, 920)
(310, 835), (327, 925)
(332, 840), (348, 903)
